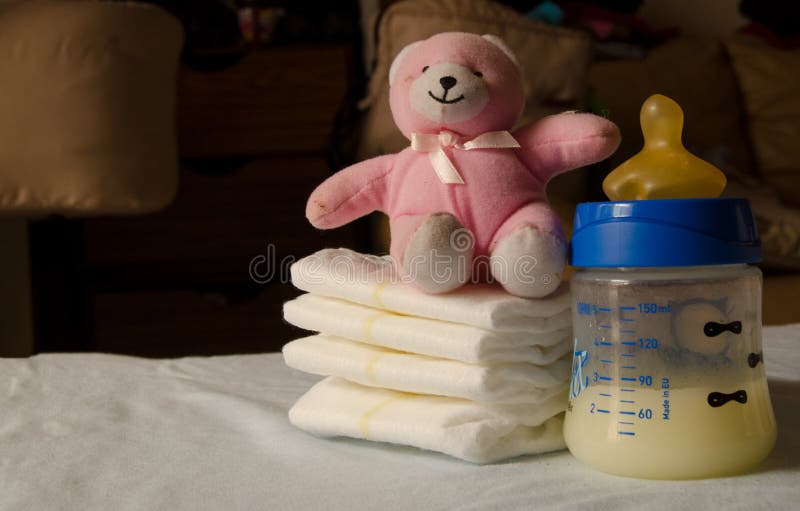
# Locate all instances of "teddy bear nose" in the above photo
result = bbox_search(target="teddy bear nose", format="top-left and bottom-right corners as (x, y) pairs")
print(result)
(439, 76), (457, 90)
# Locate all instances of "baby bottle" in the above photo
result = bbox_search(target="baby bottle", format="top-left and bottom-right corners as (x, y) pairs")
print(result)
(563, 95), (777, 479)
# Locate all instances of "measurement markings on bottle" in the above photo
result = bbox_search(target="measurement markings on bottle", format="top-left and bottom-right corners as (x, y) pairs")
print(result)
(638, 303), (672, 314)
(577, 301), (676, 440)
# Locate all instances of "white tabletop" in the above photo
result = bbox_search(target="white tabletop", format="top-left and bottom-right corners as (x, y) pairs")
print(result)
(1, 325), (798, 511)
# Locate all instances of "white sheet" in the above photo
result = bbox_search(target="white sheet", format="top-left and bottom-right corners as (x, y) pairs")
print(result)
(1, 325), (799, 511)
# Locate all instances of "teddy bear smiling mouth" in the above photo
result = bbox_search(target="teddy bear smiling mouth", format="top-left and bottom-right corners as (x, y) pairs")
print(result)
(428, 90), (465, 104)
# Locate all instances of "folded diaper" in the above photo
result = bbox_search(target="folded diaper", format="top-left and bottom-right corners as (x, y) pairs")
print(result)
(283, 294), (572, 365)
(290, 248), (571, 331)
(289, 377), (566, 463)
(283, 334), (570, 404)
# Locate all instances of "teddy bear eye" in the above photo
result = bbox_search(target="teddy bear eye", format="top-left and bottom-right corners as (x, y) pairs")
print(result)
(422, 66), (429, 72)
(473, 71), (483, 77)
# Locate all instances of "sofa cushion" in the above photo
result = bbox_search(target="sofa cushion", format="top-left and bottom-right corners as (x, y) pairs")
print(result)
(589, 37), (756, 179)
(726, 33), (800, 207)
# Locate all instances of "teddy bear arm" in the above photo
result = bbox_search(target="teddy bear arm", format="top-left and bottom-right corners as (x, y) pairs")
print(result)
(305, 154), (394, 229)
(513, 112), (621, 184)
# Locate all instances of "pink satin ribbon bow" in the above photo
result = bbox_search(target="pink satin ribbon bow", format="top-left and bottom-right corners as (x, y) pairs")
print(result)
(411, 130), (521, 184)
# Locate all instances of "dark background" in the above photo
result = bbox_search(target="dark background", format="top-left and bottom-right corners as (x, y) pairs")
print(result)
(7, 0), (799, 357)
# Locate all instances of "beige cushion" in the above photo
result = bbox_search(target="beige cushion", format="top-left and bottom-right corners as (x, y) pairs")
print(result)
(589, 37), (755, 178)
(723, 174), (800, 271)
(356, 0), (593, 161)
(0, 1), (183, 215)
(726, 34), (800, 207)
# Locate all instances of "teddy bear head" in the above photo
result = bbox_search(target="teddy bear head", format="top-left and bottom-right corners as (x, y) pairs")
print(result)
(388, 32), (524, 139)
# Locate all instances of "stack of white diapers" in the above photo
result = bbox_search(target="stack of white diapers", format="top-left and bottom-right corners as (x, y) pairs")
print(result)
(282, 248), (573, 463)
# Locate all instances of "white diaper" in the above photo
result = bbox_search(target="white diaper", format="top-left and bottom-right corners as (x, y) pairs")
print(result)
(283, 334), (570, 404)
(290, 248), (571, 331)
(283, 294), (572, 364)
(288, 377), (567, 464)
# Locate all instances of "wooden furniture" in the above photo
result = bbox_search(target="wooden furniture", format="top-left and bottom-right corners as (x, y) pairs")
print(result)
(32, 44), (364, 357)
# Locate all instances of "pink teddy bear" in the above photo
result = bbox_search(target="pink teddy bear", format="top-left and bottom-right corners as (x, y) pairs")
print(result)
(307, 32), (620, 297)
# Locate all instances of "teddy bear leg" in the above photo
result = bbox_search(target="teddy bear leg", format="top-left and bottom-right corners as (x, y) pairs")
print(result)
(391, 212), (474, 293)
(489, 203), (566, 298)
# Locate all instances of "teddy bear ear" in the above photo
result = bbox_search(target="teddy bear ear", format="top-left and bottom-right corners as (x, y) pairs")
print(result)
(389, 41), (421, 87)
(481, 34), (520, 70)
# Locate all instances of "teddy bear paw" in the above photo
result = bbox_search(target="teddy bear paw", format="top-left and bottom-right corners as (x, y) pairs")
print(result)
(490, 227), (565, 298)
(402, 213), (474, 294)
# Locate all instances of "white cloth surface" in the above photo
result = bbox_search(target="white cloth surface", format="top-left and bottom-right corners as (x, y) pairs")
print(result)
(288, 377), (566, 463)
(290, 248), (571, 331)
(283, 334), (570, 404)
(0, 324), (798, 511)
(284, 293), (573, 364)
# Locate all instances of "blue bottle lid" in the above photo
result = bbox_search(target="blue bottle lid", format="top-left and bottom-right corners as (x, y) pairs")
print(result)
(570, 198), (762, 267)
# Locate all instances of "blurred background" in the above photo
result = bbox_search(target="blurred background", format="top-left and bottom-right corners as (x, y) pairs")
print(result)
(1, 0), (798, 358)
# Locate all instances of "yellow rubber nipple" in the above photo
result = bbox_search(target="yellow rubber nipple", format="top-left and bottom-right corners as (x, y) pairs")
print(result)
(603, 94), (727, 201)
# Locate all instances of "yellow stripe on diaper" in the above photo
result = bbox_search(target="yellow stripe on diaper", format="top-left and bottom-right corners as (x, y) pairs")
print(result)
(371, 281), (389, 309)
(361, 311), (385, 342)
(358, 394), (412, 438)
(364, 351), (386, 384)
